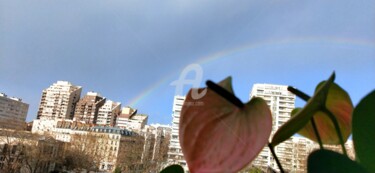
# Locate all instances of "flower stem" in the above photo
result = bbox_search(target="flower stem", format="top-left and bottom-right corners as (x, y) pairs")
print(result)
(287, 86), (323, 149)
(206, 80), (244, 108)
(322, 107), (347, 156)
(310, 118), (324, 149)
(268, 143), (284, 173)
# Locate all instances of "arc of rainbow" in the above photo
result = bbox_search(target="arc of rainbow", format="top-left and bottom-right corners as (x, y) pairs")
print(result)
(126, 37), (375, 107)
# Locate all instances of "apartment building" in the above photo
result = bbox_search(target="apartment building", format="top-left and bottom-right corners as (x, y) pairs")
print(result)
(116, 107), (148, 131)
(167, 96), (187, 168)
(73, 91), (106, 124)
(96, 100), (121, 126)
(59, 124), (135, 172)
(290, 136), (355, 173)
(142, 124), (171, 164)
(0, 93), (29, 130)
(32, 118), (59, 135)
(290, 136), (316, 172)
(250, 84), (296, 172)
(37, 81), (82, 120)
(32, 118), (137, 172)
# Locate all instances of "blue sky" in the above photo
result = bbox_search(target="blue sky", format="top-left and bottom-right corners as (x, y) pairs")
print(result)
(1, 0), (374, 125)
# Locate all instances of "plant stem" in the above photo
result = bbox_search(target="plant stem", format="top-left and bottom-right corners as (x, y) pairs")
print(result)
(206, 80), (244, 108)
(287, 86), (347, 155)
(310, 117), (323, 149)
(268, 143), (284, 173)
(322, 107), (348, 156)
(287, 86), (323, 149)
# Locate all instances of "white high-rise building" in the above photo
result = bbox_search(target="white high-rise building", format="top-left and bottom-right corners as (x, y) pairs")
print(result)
(0, 93), (29, 129)
(167, 96), (187, 168)
(37, 81), (82, 120)
(97, 100), (121, 126)
(250, 84), (296, 172)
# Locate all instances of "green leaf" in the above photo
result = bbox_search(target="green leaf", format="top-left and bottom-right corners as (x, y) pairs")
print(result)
(160, 164), (184, 173)
(290, 82), (353, 144)
(308, 149), (368, 173)
(271, 72), (335, 146)
(353, 90), (375, 172)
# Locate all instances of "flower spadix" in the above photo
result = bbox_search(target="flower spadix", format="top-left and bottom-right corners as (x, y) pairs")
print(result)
(179, 77), (272, 173)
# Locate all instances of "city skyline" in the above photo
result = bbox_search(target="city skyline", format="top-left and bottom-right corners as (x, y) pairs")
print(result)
(1, 0), (374, 125)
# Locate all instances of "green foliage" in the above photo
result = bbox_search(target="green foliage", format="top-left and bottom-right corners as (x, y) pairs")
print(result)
(113, 167), (121, 173)
(308, 149), (368, 173)
(247, 167), (263, 173)
(160, 165), (184, 173)
(271, 72), (335, 146)
(289, 82), (353, 144)
(352, 90), (375, 172)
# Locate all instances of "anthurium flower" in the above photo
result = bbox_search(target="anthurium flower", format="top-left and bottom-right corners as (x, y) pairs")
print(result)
(272, 72), (353, 146)
(292, 82), (352, 144)
(179, 77), (272, 173)
(272, 72), (335, 146)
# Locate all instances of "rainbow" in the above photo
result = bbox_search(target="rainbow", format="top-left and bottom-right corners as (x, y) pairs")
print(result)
(126, 75), (172, 107)
(126, 37), (375, 107)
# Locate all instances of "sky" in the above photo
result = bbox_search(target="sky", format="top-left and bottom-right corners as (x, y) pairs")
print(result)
(1, 0), (374, 125)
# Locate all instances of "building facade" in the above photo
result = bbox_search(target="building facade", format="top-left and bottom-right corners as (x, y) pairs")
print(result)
(32, 118), (138, 172)
(142, 124), (171, 163)
(290, 136), (354, 173)
(96, 100), (121, 126)
(37, 81), (82, 120)
(167, 96), (187, 168)
(59, 124), (135, 172)
(116, 107), (148, 131)
(250, 84), (296, 172)
(31, 118), (59, 135)
(290, 136), (316, 172)
(0, 93), (29, 130)
(73, 91), (106, 124)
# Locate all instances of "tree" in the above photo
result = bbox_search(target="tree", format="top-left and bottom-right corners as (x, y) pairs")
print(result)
(0, 129), (62, 173)
(151, 129), (171, 172)
(62, 132), (113, 172)
(116, 134), (145, 173)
